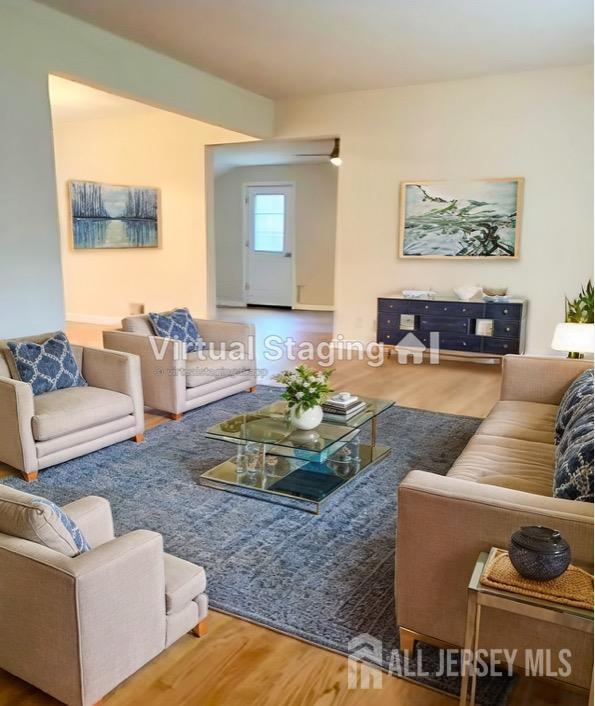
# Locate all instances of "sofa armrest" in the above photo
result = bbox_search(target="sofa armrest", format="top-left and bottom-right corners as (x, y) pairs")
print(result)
(82, 346), (144, 432)
(194, 318), (255, 354)
(61, 495), (115, 548)
(396, 470), (594, 686)
(500, 354), (593, 404)
(0, 376), (36, 472)
(103, 330), (186, 414)
(70, 530), (167, 704)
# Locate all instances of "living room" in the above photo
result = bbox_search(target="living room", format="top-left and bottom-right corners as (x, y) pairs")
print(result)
(0, 1), (593, 705)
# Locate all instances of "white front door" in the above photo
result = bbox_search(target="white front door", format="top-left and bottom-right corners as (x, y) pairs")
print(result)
(245, 184), (294, 307)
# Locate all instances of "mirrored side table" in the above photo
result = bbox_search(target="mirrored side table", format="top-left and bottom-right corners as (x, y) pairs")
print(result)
(460, 547), (594, 706)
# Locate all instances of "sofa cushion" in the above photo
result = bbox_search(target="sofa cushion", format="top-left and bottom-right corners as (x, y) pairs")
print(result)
(185, 352), (251, 388)
(448, 435), (555, 496)
(121, 315), (153, 335)
(475, 400), (558, 446)
(555, 368), (594, 443)
(0, 485), (90, 557)
(164, 553), (207, 614)
(148, 308), (204, 353)
(32, 386), (134, 442)
(554, 393), (594, 503)
(7, 332), (87, 396)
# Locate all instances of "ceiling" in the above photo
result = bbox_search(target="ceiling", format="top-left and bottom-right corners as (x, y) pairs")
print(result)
(39, 0), (593, 99)
(212, 139), (336, 176)
(49, 75), (154, 123)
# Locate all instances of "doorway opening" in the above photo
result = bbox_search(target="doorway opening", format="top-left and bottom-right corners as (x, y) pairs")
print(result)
(47, 74), (253, 341)
(208, 138), (339, 312)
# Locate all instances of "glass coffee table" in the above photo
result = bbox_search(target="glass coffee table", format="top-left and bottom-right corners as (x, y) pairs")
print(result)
(199, 396), (394, 513)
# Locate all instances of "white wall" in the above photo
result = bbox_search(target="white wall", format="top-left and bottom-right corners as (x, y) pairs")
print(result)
(53, 109), (249, 322)
(215, 163), (337, 307)
(0, 0), (273, 338)
(275, 65), (593, 353)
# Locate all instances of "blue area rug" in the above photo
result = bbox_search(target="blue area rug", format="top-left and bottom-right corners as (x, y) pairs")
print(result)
(2, 387), (514, 705)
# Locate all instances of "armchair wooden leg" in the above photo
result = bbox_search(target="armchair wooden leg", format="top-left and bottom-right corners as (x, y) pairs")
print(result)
(132, 433), (144, 443)
(192, 618), (208, 637)
(21, 470), (38, 482)
(170, 412), (183, 421)
(248, 386), (257, 393)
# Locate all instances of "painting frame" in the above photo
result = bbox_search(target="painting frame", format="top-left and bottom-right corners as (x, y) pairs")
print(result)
(68, 179), (162, 251)
(398, 177), (524, 260)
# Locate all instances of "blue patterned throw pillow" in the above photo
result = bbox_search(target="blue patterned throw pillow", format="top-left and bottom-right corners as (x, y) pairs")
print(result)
(554, 410), (594, 503)
(555, 368), (594, 443)
(7, 332), (87, 396)
(30, 497), (91, 554)
(148, 307), (204, 353)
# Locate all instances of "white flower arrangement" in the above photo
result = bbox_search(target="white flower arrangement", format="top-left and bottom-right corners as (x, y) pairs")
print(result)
(273, 364), (333, 414)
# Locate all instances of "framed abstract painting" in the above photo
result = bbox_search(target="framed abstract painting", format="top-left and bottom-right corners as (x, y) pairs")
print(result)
(69, 180), (160, 250)
(398, 178), (523, 259)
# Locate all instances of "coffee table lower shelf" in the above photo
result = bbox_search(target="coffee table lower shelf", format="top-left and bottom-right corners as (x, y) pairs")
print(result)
(198, 443), (390, 514)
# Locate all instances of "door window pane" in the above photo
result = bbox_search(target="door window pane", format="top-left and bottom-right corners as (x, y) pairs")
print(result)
(253, 194), (285, 252)
(254, 194), (285, 214)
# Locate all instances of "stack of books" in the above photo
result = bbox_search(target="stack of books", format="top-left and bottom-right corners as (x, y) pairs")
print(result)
(322, 395), (366, 422)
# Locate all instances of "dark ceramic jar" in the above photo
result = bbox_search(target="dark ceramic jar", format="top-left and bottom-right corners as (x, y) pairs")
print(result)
(509, 526), (571, 581)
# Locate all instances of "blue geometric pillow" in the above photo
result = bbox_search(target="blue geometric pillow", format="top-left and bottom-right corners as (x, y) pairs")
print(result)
(555, 368), (594, 444)
(30, 497), (91, 554)
(7, 332), (87, 396)
(148, 308), (204, 353)
(554, 403), (594, 503)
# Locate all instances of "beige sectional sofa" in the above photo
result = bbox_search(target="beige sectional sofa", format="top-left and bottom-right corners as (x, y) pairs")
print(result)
(104, 315), (256, 419)
(397, 355), (594, 688)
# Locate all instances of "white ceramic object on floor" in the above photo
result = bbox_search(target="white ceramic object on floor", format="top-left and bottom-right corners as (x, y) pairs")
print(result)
(453, 285), (482, 301)
(290, 405), (323, 430)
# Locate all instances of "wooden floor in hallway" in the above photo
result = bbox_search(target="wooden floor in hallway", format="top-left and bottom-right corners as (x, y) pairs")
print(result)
(0, 309), (586, 706)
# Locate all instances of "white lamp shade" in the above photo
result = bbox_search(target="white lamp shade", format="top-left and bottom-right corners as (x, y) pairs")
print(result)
(551, 322), (595, 353)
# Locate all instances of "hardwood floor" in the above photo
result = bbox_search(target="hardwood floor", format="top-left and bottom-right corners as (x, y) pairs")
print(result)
(0, 311), (585, 705)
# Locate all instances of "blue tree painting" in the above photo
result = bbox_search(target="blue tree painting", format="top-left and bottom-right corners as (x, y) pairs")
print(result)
(70, 181), (159, 249)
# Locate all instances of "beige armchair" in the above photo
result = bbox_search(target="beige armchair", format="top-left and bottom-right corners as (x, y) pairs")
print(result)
(0, 488), (208, 706)
(104, 314), (257, 420)
(0, 333), (144, 482)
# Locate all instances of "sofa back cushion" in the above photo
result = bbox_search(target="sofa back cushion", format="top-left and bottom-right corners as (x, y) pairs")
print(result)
(121, 315), (153, 335)
(554, 374), (594, 503)
(0, 349), (10, 379)
(0, 486), (91, 556)
(555, 368), (594, 443)
(6, 332), (87, 396)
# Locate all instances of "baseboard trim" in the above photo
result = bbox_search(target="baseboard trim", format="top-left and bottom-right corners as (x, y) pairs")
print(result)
(66, 313), (122, 326)
(293, 304), (335, 312)
(217, 300), (247, 308)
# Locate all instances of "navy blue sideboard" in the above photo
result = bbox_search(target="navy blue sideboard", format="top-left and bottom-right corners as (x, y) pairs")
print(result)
(377, 295), (527, 358)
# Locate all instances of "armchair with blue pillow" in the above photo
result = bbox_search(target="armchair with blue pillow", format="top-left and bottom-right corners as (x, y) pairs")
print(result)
(0, 331), (144, 481)
(103, 307), (257, 420)
(0, 485), (208, 706)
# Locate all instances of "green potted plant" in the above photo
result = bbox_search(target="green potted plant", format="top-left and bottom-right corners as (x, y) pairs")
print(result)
(273, 365), (333, 430)
(552, 280), (595, 359)
(565, 280), (594, 325)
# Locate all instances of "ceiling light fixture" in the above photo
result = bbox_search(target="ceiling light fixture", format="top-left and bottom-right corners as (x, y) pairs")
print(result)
(329, 138), (342, 166)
